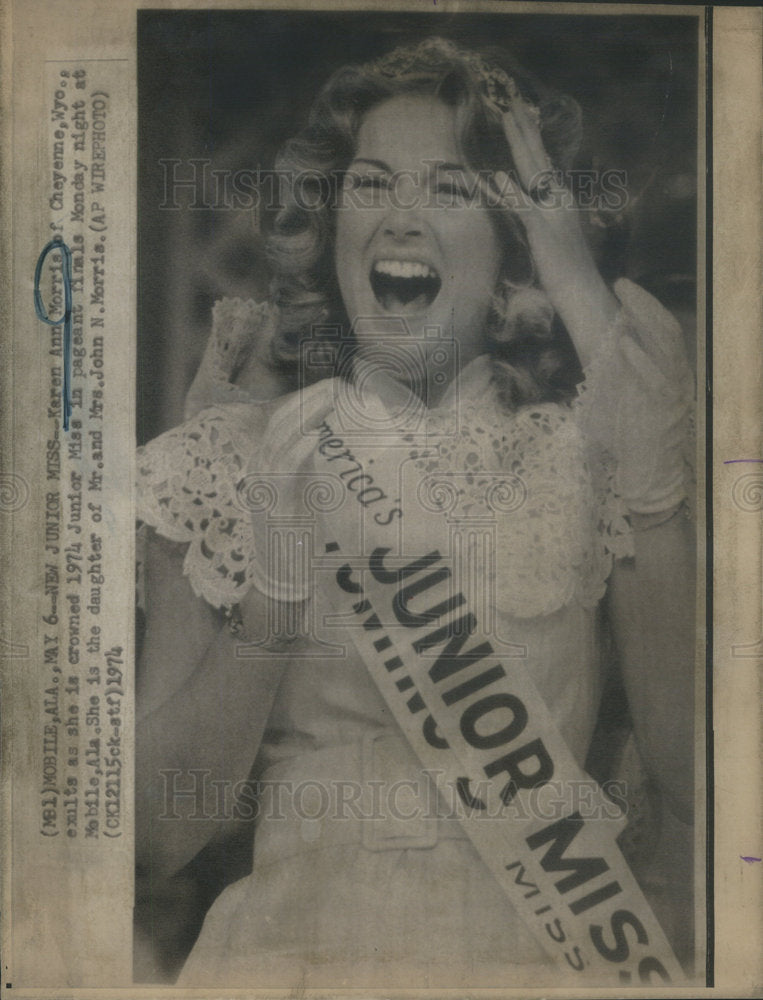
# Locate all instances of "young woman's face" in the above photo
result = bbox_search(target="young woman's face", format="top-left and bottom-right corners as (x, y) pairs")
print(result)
(335, 94), (503, 381)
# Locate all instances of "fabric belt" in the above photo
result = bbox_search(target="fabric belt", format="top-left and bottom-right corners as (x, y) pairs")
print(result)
(253, 732), (468, 867)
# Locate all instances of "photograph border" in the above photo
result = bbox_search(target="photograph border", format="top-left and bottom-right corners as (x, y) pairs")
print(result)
(1, 2), (761, 996)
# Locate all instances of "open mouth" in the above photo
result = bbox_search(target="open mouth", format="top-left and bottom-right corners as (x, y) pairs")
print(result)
(370, 259), (442, 314)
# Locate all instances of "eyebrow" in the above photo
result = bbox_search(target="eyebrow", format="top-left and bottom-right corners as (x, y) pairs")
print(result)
(349, 158), (468, 174)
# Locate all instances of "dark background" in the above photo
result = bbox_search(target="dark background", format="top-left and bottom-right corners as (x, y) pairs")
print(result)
(138, 10), (699, 445)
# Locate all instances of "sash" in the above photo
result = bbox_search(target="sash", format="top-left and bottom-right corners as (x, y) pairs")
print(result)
(296, 383), (686, 986)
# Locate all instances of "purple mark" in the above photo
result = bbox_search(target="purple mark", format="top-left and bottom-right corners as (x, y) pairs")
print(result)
(724, 460), (763, 464)
(740, 855), (761, 864)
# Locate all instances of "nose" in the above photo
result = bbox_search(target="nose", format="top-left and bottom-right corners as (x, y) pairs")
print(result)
(383, 214), (423, 241)
(380, 171), (425, 241)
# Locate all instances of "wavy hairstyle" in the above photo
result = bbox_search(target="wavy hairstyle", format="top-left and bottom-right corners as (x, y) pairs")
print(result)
(265, 36), (585, 408)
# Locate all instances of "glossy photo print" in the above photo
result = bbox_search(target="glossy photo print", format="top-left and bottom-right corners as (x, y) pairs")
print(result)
(135, 9), (703, 990)
(4, 1), (762, 997)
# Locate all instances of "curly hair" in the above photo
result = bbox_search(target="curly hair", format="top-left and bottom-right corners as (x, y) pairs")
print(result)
(265, 36), (586, 408)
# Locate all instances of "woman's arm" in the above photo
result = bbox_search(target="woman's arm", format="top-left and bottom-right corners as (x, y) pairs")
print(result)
(135, 528), (286, 884)
(608, 509), (696, 822)
(608, 511), (696, 963)
(488, 98), (619, 367)
(493, 94), (696, 809)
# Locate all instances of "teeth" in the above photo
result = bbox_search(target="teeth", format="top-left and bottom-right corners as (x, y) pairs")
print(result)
(373, 260), (436, 279)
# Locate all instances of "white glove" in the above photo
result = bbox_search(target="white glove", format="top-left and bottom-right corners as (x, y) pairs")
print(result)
(184, 297), (282, 419)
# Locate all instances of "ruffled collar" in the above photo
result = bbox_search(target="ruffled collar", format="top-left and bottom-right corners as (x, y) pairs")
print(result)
(136, 353), (633, 617)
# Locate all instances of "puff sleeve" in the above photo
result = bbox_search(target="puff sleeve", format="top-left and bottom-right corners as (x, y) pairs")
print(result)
(573, 278), (695, 515)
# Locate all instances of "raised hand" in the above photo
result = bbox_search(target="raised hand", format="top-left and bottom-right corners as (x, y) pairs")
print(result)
(480, 85), (619, 369)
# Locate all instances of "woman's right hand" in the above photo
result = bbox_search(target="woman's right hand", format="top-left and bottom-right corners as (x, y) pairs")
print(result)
(184, 298), (288, 419)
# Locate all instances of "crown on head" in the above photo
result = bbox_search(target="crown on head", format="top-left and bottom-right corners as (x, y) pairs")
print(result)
(368, 37), (541, 124)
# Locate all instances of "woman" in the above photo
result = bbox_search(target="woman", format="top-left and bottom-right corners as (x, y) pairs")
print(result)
(135, 37), (695, 987)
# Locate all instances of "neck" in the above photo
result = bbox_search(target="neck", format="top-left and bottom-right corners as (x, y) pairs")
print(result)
(353, 340), (485, 409)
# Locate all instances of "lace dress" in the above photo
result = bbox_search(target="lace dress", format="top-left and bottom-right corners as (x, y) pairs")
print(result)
(136, 280), (693, 988)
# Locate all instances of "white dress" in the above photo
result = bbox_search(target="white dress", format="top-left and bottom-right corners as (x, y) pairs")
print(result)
(136, 280), (693, 988)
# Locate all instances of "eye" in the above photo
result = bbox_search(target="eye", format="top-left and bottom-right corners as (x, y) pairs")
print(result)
(436, 180), (468, 194)
(433, 178), (471, 202)
(345, 172), (390, 191)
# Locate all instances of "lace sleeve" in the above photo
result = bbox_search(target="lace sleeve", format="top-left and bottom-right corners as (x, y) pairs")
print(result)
(136, 403), (272, 609)
(573, 278), (695, 521)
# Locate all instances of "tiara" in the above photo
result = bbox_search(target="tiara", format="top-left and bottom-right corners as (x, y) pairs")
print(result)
(369, 37), (541, 124)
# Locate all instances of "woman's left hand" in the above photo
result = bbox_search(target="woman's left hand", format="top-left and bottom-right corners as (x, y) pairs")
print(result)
(483, 94), (619, 369)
